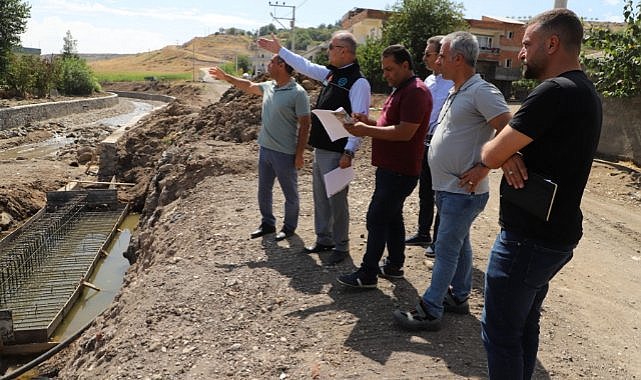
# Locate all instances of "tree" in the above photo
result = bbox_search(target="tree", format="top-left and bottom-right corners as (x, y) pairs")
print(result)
(62, 30), (78, 59)
(356, 38), (388, 93)
(237, 55), (251, 73)
(259, 23), (278, 37)
(0, 0), (31, 81)
(382, 0), (466, 79)
(56, 57), (100, 95)
(583, 0), (641, 97)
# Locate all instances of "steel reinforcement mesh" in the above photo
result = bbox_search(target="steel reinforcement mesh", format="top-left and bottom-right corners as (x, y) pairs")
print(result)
(0, 194), (87, 307)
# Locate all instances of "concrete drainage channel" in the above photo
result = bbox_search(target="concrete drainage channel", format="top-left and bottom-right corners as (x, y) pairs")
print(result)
(0, 93), (170, 378)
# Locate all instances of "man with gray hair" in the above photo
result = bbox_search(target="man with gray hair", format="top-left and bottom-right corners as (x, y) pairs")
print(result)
(258, 31), (371, 265)
(394, 31), (511, 331)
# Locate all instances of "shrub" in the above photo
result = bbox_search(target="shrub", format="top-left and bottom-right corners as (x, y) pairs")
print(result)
(56, 57), (101, 95)
(583, 0), (641, 97)
(4, 53), (55, 98)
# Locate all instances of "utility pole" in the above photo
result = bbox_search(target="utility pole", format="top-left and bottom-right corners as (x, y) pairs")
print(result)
(268, 1), (296, 51)
(192, 40), (196, 82)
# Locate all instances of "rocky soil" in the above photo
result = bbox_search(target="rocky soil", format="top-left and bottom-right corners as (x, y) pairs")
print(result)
(1, 80), (640, 379)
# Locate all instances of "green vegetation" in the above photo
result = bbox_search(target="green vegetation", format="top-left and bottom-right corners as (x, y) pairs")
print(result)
(2, 28), (101, 98)
(5, 54), (55, 98)
(57, 57), (101, 95)
(357, 0), (467, 91)
(4, 53), (102, 98)
(356, 38), (387, 93)
(583, 0), (641, 97)
(62, 30), (78, 59)
(383, 0), (467, 78)
(0, 0), (30, 81)
(94, 72), (191, 82)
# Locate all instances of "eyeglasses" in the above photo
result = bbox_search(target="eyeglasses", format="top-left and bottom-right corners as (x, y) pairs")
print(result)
(329, 43), (346, 51)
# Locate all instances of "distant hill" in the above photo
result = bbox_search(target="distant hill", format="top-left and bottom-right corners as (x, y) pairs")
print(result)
(87, 34), (254, 74)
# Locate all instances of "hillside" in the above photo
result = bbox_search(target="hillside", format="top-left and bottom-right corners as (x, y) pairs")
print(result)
(88, 34), (254, 74)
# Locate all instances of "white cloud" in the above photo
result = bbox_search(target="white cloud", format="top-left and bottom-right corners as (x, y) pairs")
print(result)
(37, 0), (264, 27)
(602, 0), (620, 6)
(22, 16), (172, 54)
(21, 0), (268, 54)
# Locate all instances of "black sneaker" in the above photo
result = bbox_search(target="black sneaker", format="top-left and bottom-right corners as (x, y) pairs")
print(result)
(405, 233), (431, 247)
(393, 299), (441, 331)
(424, 243), (435, 258)
(337, 268), (377, 289)
(378, 259), (404, 279)
(443, 288), (470, 314)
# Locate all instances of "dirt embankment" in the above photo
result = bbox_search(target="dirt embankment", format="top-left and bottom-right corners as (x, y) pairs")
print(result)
(3, 79), (639, 379)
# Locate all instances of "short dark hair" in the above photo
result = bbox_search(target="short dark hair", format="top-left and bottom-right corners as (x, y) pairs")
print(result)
(275, 56), (294, 75)
(528, 8), (583, 55)
(381, 44), (414, 71)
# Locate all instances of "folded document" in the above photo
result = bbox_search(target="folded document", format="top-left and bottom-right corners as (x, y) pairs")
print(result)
(311, 107), (354, 142)
(323, 166), (355, 198)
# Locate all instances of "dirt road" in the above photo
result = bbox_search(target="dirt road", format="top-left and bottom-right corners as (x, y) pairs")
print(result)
(1, 82), (639, 379)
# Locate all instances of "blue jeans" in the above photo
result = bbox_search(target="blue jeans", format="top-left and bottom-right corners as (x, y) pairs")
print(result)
(361, 168), (418, 275)
(258, 146), (299, 232)
(481, 229), (574, 380)
(421, 191), (489, 318)
(312, 149), (350, 251)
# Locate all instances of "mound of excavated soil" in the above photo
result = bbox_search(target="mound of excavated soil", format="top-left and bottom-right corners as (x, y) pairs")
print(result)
(113, 78), (323, 217)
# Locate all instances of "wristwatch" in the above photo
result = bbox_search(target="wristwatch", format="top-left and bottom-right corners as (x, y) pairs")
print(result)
(343, 149), (355, 158)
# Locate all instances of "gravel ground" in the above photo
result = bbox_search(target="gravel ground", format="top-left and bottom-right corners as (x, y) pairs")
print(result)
(2, 81), (640, 379)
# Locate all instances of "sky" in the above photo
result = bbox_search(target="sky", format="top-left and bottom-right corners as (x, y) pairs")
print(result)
(20, 0), (627, 55)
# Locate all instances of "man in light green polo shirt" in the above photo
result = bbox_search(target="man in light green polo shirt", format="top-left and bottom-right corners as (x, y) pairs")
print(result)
(210, 55), (311, 241)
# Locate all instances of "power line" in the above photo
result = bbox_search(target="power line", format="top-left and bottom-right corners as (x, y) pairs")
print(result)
(268, 2), (296, 50)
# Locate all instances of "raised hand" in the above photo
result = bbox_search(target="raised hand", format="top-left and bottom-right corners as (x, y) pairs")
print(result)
(208, 66), (227, 81)
(257, 33), (283, 54)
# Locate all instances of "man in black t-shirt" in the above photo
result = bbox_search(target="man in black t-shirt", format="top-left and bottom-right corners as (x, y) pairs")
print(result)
(479, 9), (602, 380)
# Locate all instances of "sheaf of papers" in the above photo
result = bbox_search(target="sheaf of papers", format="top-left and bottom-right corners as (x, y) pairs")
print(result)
(323, 166), (355, 198)
(311, 107), (353, 142)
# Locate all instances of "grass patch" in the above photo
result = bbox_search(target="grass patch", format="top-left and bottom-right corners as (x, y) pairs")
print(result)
(95, 72), (192, 82)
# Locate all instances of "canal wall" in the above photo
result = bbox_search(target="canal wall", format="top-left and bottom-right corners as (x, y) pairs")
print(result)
(108, 91), (175, 103)
(0, 94), (119, 131)
(96, 93), (174, 182)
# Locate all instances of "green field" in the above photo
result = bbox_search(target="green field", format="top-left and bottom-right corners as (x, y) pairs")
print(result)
(94, 72), (192, 82)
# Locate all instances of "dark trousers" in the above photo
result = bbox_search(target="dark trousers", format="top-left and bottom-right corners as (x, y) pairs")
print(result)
(481, 230), (575, 379)
(418, 147), (438, 239)
(361, 168), (418, 275)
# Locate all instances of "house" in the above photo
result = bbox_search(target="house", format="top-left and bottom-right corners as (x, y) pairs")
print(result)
(13, 47), (41, 56)
(340, 8), (393, 44)
(248, 40), (271, 76)
(467, 16), (525, 95)
(339, 8), (525, 96)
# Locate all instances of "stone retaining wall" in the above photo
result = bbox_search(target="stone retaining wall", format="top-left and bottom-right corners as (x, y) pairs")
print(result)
(108, 91), (175, 103)
(0, 93), (118, 130)
(598, 96), (641, 166)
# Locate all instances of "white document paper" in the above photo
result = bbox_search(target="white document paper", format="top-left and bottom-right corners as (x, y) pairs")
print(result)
(323, 166), (355, 198)
(311, 107), (353, 142)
